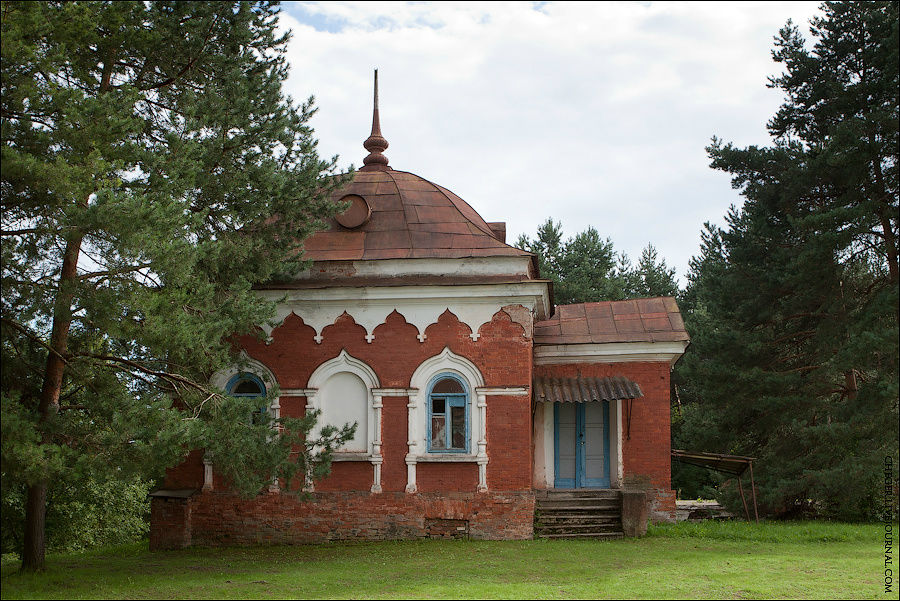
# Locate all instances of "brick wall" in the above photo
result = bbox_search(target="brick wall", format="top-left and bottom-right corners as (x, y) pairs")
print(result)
(157, 307), (536, 545)
(149, 496), (192, 550)
(150, 490), (535, 549)
(533, 361), (676, 522)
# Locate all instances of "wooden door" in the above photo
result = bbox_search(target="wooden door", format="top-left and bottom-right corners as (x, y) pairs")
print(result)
(554, 402), (610, 488)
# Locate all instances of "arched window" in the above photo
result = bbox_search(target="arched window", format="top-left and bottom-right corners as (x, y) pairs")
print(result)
(427, 373), (468, 453)
(225, 372), (268, 424)
(226, 373), (266, 397)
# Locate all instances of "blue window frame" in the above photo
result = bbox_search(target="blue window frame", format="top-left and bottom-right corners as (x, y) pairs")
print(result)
(226, 373), (266, 397)
(226, 373), (267, 424)
(427, 373), (469, 453)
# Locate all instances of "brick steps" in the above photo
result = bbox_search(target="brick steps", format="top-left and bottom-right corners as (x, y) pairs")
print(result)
(538, 531), (625, 540)
(534, 489), (624, 540)
(537, 512), (621, 521)
(533, 502), (621, 511)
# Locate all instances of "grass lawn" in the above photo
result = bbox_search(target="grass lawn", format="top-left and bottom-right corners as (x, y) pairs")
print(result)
(1, 521), (893, 599)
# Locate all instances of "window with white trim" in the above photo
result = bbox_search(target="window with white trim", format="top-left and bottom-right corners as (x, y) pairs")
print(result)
(427, 373), (469, 453)
(409, 348), (484, 461)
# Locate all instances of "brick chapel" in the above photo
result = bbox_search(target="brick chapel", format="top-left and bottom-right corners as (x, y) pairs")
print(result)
(149, 74), (689, 548)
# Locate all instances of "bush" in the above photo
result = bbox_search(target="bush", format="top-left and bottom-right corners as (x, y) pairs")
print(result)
(1, 472), (152, 555)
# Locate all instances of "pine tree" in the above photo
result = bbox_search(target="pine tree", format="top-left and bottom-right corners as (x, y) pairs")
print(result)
(1, 1), (353, 570)
(675, 1), (898, 519)
(516, 218), (633, 304)
(624, 244), (679, 298)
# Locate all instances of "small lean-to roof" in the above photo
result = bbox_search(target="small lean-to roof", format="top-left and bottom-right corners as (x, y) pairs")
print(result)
(533, 376), (643, 403)
(671, 450), (755, 476)
(302, 169), (533, 261)
(534, 297), (689, 345)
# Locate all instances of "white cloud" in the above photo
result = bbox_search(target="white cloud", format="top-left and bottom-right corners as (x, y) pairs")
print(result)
(278, 1), (822, 282)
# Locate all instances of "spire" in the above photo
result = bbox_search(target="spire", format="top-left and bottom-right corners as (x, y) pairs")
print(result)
(361, 69), (390, 171)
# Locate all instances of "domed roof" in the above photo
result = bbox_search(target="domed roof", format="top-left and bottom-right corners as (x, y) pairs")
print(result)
(302, 70), (530, 263)
(303, 169), (531, 261)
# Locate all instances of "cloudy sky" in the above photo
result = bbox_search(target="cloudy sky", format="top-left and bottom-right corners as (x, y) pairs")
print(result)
(277, 1), (823, 282)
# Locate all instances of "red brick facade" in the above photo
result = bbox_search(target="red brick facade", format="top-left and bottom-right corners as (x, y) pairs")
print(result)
(152, 307), (680, 549)
(151, 490), (534, 549)
(153, 309), (538, 549)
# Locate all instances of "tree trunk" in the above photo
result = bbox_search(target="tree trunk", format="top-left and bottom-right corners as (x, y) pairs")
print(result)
(20, 233), (83, 572)
(22, 484), (48, 571)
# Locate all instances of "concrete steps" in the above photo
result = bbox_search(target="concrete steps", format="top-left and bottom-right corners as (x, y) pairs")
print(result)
(534, 489), (624, 539)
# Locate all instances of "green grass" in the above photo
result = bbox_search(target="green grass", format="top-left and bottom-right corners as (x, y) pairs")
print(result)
(1, 521), (894, 599)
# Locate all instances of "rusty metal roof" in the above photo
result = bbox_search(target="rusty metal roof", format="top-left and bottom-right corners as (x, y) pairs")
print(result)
(303, 169), (534, 262)
(533, 376), (643, 403)
(534, 297), (689, 345)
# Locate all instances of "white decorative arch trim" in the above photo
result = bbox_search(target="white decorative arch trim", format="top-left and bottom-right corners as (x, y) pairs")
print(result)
(409, 346), (485, 391)
(308, 349), (380, 390)
(406, 347), (488, 493)
(306, 350), (383, 493)
(210, 353), (279, 394)
(208, 354), (281, 491)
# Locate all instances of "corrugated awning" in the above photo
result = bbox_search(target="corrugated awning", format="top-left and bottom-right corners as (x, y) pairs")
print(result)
(533, 376), (643, 403)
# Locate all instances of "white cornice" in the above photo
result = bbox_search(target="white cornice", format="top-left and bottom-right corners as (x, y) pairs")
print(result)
(294, 256), (533, 279)
(534, 341), (689, 366)
(255, 282), (551, 341)
(371, 388), (418, 396)
(280, 388), (317, 396)
(259, 282), (550, 304)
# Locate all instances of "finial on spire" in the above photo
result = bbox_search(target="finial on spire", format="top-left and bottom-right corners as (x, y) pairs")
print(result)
(362, 69), (390, 171)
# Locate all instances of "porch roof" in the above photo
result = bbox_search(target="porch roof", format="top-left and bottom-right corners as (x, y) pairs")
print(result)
(533, 376), (643, 403)
(534, 297), (689, 345)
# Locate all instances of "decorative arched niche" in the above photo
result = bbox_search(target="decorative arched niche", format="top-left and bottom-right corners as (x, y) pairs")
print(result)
(307, 350), (380, 458)
(406, 347), (488, 493)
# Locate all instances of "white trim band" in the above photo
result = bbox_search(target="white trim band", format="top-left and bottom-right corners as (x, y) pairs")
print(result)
(534, 341), (689, 366)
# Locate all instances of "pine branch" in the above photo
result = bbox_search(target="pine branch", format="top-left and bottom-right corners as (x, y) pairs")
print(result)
(1, 317), (69, 365)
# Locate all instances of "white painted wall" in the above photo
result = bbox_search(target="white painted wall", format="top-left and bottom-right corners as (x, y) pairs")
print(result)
(319, 372), (369, 453)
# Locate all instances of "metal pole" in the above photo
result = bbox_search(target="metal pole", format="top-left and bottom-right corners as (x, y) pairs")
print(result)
(737, 475), (750, 522)
(749, 461), (759, 523)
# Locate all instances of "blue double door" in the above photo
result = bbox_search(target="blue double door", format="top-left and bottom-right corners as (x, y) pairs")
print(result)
(554, 402), (611, 489)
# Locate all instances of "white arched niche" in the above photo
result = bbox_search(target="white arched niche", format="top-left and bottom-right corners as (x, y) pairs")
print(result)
(307, 350), (379, 458)
(406, 347), (488, 493)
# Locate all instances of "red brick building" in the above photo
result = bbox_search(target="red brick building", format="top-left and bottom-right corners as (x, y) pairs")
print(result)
(149, 78), (689, 549)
